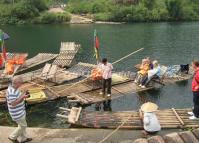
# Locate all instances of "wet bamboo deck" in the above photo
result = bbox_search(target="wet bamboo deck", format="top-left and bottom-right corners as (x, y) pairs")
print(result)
(133, 129), (199, 143)
(0, 61), (193, 106)
(67, 81), (153, 105)
(18, 53), (58, 73)
(66, 73), (192, 106)
(57, 108), (199, 130)
(53, 42), (80, 67)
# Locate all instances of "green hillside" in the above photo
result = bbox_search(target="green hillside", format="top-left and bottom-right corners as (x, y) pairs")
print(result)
(0, 0), (199, 24)
(67, 0), (199, 22)
(0, 0), (70, 24)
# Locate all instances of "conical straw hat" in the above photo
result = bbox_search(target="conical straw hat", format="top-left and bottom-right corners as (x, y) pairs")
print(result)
(141, 102), (158, 112)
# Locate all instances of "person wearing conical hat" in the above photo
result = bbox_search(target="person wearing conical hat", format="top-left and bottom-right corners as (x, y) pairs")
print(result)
(140, 102), (161, 135)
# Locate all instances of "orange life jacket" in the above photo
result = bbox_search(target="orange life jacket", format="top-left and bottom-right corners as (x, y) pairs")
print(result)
(91, 68), (103, 81)
(6, 62), (14, 75)
(15, 56), (25, 65)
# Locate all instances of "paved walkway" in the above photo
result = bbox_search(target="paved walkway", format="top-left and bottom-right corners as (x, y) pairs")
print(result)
(0, 126), (176, 143)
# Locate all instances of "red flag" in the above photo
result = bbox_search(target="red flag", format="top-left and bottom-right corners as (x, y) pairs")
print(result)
(95, 36), (99, 49)
(2, 45), (7, 61)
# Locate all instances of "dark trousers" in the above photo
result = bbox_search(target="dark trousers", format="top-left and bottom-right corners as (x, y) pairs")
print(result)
(102, 78), (112, 94)
(193, 91), (199, 118)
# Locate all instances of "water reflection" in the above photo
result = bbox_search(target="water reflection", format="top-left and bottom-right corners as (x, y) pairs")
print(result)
(95, 100), (112, 111)
(137, 89), (162, 105)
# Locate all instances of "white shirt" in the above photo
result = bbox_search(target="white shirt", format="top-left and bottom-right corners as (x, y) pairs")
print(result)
(6, 85), (26, 121)
(99, 63), (113, 79)
(143, 112), (161, 132)
(148, 66), (161, 79)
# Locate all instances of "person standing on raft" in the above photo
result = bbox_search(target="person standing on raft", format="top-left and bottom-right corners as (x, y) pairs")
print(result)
(188, 60), (199, 120)
(99, 58), (113, 97)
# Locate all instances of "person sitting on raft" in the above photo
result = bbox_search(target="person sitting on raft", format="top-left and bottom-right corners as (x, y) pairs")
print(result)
(140, 60), (161, 88)
(134, 59), (150, 85)
(146, 57), (153, 69)
(140, 102), (161, 136)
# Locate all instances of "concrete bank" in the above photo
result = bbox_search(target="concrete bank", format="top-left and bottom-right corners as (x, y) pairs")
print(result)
(0, 126), (178, 143)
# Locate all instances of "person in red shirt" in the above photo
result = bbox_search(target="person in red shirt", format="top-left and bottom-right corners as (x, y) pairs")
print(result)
(0, 54), (3, 68)
(188, 60), (199, 119)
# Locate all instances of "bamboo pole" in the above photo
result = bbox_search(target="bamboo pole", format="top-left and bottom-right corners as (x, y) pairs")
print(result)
(56, 114), (68, 119)
(171, 108), (185, 126)
(59, 107), (71, 112)
(112, 48), (144, 65)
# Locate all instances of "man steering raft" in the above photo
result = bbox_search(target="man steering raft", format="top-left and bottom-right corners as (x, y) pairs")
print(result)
(188, 60), (199, 120)
(99, 58), (113, 97)
(6, 77), (32, 143)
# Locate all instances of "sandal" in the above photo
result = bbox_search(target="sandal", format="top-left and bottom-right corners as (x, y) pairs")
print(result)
(20, 138), (32, 143)
(8, 137), (19, 143)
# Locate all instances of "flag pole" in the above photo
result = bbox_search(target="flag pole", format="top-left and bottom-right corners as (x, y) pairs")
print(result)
(94, 29), (100, 64)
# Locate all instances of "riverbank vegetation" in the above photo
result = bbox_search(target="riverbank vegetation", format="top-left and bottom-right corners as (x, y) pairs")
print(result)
(0, 0), (199, 24)
(0, 0), (71, 24)
(67, 0), (199, 22)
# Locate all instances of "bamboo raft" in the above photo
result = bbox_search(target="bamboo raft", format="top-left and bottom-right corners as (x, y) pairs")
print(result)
(57, 107), (199, 129)
(0, 53), (57, 79)
(0, 62), (93, 91)
(0, 62), (193, 106)
(66, 70), (192, 106)
(0, 67), (131, 105)
(18, 53), (58, 73)
(53, 42), (81, 67)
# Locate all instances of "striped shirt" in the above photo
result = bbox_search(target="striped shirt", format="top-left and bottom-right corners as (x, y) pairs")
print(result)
(6, 85), (26, 121)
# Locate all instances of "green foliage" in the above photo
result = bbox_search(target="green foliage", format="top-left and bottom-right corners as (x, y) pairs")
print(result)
(0, 0), (199, 24)
(94, 13), (111, 21)
(0, 0), (71, 24)
(165, 0), (184, 20)
(12, 1), (39, 19)
(32, 12), (71, 24)
(67, 0), (199, 22)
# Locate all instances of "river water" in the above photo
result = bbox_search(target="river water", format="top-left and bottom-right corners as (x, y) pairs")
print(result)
(0, 22), (199, 128)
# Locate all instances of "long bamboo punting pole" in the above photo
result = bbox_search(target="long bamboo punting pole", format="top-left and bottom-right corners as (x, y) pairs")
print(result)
(58, 48), (144, 94)
(112, 48), (144, 65)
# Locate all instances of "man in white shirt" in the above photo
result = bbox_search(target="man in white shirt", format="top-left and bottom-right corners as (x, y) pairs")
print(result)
(7, 77), (32, 143)
(99, 58), (113, 97)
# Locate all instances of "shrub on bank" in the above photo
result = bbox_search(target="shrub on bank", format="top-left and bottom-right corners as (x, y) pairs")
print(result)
(32, 12), (71, 24)
(94, 13), (111, 21)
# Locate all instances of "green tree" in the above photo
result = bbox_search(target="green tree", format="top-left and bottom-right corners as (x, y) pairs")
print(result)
(142, 0), (156, 10)
(165, 0), (184, 20)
